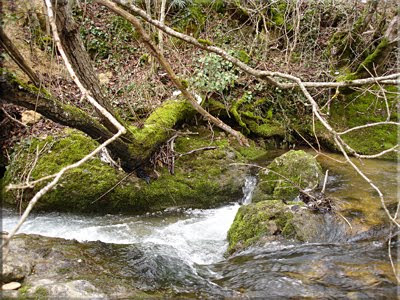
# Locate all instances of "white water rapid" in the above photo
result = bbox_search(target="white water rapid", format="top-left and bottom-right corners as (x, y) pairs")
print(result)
(2, 176), (257, 266)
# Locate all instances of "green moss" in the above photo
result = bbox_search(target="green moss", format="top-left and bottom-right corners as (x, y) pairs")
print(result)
(33, 287), (48, 300)
(2, 69), (51, 97)
(227, 199), (323, 254)
(236, 143), (268, 161)
(180, 79), (189, 89)
(3, 129), (126, 212)
(270, 1), (287, 27)
(231, 95), (250, 134)
(354, 38), (389, 76)
(316, 86), (399, 159)
(139, 53), (149, 64)
(325, 31), (352, 64)
(230, 94), (285, 138)
(335, 38), (391, 81)
(236, 49), (250, 64)
(18, 285), (31, 299)
(129, 99), (194, 159)
(246, 119), (285, 138)
(227, 200), (302, 254)
(206, 98), (226, 111)
(197, 38), (213, 46)
(108, 131), (250, 212)
(3, 127), (253, 213)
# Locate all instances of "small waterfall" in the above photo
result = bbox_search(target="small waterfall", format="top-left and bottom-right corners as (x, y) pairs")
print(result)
(241, 176), (257, 205)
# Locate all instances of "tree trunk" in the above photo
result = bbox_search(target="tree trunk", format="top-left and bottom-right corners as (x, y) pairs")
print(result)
(53, 0), (104, 106)
(52, 0), (127, 135)
(0, 71), (194, 176)
(0, 72), (141, 172)
(158, 0), (167, 54)
(0, 27), (41, 86)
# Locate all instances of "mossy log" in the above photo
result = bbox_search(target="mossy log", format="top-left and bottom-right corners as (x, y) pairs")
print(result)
(0, 71), (193, 173)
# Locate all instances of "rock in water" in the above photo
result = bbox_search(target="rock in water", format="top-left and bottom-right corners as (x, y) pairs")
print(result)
(227, 200), (323, 255)
(253, 150), (323, 202)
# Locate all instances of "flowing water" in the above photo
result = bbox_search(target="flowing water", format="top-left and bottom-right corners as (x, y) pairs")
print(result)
(2, 158), (399, 298)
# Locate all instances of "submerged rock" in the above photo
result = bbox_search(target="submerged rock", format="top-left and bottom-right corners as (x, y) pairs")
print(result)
(1, 233), (154, 299)
(227, 200), (323, 254)
(1, 232), (231, 298)
(253, 150), (323, 202)
(2, 128), (265, 213)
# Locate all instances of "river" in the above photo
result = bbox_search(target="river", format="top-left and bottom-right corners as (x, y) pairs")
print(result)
(2, 154), (399, 298)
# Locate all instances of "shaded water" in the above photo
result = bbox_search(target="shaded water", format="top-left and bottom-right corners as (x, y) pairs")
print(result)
(2, 158), (399, 298)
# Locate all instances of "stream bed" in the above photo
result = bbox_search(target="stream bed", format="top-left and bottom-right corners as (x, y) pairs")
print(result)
(2, 155), (399, 298)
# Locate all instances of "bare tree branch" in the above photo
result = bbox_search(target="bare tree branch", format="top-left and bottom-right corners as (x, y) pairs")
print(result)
(0, 27), (41, 86)
(110, 0), (400, 89)
(1, 107), (28, 128)
(338, 121), (400, 135)
(96, 0), (249, 146)
(1, 0), (127, 252)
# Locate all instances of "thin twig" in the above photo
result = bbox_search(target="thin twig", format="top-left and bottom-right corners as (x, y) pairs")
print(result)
(2, 0), (127, 254)
(178, 146), (217, 157)
(1, 108), (28, 128)
(321, 170), (329, 194)
(388, 225), (400, 283)
(336, 211), (353, 230)
(91, 170), (135, 204)
(338, 121), (400, 135)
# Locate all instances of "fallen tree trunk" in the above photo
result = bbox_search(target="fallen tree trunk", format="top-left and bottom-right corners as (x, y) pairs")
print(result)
(0, 71), (193, 173)
(0, 71), (139, 172)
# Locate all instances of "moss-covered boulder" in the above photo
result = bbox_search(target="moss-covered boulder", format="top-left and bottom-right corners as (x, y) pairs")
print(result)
(227, 200), (323, 254)
(2, 128), (267, 213)
(312, 87), (399, 160)
(252, 150), (323, 202)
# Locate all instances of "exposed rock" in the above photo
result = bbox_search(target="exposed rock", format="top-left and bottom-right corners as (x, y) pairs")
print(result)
(21, 110), (42, 125)
(98, 71), (113, 85)
(227, 200), (324, 255)
(2, 282), (21, 290)
(253, 150), (323, 202)
(1, 233), (156, 299)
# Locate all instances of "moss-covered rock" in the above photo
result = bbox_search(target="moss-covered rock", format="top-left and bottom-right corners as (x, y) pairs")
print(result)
(253, 150), (323, 202)
(230, 95), (285, 138)
(2, 128), (267, 214)
(227, 200), (322, 254)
